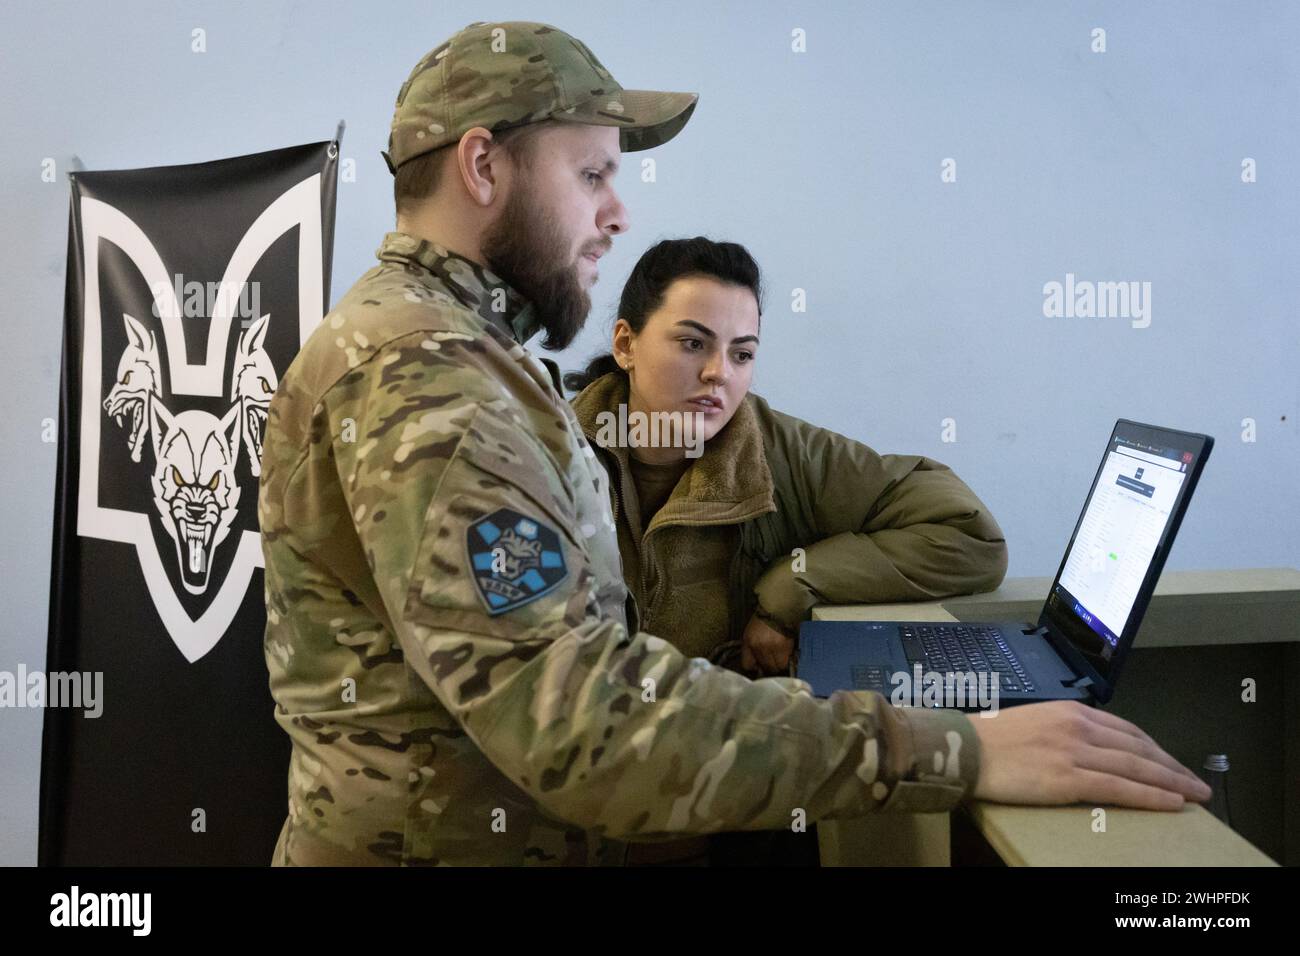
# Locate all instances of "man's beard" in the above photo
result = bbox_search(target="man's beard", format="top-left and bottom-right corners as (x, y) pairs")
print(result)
(480, 185), (592, 351)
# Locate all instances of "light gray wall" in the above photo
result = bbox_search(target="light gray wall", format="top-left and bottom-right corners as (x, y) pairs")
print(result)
(1, 0), (1296, 865)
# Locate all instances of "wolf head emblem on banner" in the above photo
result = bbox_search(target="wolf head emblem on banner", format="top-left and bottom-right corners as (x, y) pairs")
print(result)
(76, 174), (326, 662)
(146, 402), (243, 595)
(230, 313), (278, 477)
(101, 313), (163, 463)
(99, 312), (277, 595)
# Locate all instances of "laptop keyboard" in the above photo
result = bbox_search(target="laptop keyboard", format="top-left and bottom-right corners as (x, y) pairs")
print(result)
(849, 624), (1036, 694)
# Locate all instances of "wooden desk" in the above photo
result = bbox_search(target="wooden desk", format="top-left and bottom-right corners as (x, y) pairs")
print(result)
(813, 568), (1297, 866)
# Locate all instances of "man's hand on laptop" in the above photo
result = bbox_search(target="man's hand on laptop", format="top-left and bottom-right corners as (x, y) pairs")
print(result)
(968, 701), (1212, 809)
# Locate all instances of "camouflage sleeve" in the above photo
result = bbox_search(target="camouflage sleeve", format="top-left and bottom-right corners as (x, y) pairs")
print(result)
(328, 336), (981, 838)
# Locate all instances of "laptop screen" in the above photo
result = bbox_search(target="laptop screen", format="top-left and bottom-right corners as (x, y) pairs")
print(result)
(1043, 420), (1212, 690)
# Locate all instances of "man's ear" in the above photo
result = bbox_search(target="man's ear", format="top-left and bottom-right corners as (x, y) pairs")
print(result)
(456, 127), (501, 206)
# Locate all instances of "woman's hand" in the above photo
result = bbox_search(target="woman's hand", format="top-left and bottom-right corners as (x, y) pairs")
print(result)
(741, 613), (796, 674)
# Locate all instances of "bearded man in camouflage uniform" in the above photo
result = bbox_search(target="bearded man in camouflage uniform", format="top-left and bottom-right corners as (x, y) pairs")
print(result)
(259, 20), (1212, 866)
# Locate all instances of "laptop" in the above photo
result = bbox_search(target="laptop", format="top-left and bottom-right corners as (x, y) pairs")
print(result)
(796, 419), (1213, 709)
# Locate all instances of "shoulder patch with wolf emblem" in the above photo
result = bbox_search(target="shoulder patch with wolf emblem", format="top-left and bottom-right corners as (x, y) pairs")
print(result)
(466, 508), (568, 615)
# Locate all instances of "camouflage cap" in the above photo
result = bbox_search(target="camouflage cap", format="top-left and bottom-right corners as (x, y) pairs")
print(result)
(383, 21), (699, 174)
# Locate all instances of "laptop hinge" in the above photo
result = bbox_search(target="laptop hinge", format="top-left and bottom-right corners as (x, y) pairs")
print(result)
(1024, 625), (1097, 694)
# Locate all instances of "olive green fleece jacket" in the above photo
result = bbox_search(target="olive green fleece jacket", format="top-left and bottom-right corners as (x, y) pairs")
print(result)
(570, 372), (1010, 658)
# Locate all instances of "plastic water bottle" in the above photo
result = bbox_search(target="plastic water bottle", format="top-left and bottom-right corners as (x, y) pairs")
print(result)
(1202, 754), (1232, 828)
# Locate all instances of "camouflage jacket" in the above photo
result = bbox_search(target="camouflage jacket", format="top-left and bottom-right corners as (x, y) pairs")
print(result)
(259, 231), (982, 866)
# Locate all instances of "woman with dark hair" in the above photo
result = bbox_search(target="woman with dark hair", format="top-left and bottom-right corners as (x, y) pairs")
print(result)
(568, 237), (1009, 675)
(566, 236), (1010, 864)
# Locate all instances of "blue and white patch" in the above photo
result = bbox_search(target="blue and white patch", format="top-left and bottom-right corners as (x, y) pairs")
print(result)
(467, 508), (568, 615)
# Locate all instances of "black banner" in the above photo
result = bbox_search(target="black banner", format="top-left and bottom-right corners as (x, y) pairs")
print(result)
(40, 140), (340, 865)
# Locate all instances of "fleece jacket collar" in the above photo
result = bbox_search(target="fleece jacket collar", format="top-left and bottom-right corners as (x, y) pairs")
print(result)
(571, 372), (775, 533)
